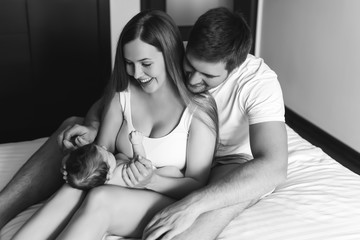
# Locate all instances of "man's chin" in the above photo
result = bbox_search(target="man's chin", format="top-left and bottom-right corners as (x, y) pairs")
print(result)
(187, 85), (206, 94)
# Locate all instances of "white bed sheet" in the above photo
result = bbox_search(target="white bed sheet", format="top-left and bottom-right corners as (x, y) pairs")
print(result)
(1, 126), (360, 240)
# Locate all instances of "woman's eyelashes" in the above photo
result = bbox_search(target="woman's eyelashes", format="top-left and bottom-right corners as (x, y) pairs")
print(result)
(125, 61), (152, 68)
(141, 61), (152, 67)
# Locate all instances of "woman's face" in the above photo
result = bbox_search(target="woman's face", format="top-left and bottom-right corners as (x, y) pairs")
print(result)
(123, 38), (167, 93)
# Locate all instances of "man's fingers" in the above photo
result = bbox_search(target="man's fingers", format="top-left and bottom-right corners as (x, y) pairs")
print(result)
(142, 222), (162, 240)
(144, 216), (158, 234)
(144, 225), (169, 240)
(159, 230), (177, 240)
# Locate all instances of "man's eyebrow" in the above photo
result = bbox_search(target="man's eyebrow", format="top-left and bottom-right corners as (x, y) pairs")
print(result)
(184, 55), (220, 78)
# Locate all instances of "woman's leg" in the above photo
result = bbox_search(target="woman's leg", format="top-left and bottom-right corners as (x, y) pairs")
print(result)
(12, 184), (86, 240)
(171, 164), (259, 240)
(57, 185), (175, 240)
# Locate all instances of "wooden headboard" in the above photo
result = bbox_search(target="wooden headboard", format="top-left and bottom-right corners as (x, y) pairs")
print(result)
(0, 0), (111, 143)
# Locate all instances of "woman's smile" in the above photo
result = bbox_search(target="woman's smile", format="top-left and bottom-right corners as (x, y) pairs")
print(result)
(138, 77), (154, 84)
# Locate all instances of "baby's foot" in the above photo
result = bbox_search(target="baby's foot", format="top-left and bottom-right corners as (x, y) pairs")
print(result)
(129, 131), (143, 145)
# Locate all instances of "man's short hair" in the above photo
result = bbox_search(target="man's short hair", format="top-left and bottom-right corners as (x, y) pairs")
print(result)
(187, 7), (252, 72)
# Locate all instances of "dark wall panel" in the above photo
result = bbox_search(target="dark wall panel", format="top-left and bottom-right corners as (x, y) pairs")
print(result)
(0, 0), (111, 143)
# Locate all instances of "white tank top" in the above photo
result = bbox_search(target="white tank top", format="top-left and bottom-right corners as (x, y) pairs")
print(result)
(118, 88), (194, 170)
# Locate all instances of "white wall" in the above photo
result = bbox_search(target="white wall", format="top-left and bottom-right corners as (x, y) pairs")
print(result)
(110, 0), (140, 66)
(166, 0), (233, 26)
(256, 0), (360, 152)
(109, 0), (233, 65)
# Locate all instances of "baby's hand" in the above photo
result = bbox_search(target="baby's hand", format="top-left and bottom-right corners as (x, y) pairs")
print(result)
(129, 130), (143, 145)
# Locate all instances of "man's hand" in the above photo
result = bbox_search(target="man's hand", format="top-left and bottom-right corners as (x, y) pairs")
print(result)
(122, 156), (154, 188)
(57, 124), (97, 152)
(142, 198), (200, 240)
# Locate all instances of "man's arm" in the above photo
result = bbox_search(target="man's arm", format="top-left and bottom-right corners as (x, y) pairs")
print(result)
(143, 121), (288, 240)
(191, 121), (288, 209)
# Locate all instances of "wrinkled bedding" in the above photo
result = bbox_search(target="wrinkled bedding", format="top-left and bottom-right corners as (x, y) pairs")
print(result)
(1, 126), (360, 240)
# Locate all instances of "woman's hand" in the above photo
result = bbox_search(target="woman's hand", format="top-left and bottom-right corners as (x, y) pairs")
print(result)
(122, 156), (154, 188)
(57, 124), (98, 152)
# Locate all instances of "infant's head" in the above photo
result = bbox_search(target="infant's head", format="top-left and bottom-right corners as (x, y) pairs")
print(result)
(62, 143), (116, 190)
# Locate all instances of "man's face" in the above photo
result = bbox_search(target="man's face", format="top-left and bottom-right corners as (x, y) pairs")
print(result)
(183, 51), (228, 93)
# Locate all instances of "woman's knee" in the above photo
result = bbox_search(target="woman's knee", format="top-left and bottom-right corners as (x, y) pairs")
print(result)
(84, 187), (109, 209)
(83, 186), (126, 213)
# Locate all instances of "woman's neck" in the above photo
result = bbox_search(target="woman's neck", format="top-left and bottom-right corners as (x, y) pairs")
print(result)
(133, 78), (184, 107)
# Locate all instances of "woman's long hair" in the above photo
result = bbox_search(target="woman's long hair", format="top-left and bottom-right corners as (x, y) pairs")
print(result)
(103, 10), (219, 149)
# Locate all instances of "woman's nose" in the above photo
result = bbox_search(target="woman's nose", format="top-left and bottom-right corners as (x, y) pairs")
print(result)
(133, 65), (143, 79)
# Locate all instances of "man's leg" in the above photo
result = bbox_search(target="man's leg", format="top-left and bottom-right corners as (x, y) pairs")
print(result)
(0, 117), (83, 229)
(172, 164), (258, 240)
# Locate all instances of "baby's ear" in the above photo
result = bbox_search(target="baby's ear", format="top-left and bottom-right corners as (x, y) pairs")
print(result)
(60, 155), (70, 183)
(105, 169), (113, 183)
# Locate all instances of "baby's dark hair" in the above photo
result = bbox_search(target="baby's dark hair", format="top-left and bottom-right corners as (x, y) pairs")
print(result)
(64, 143), (109, 190)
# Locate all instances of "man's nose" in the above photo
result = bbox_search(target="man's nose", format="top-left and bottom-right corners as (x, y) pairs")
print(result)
(188, 72), (202, 85)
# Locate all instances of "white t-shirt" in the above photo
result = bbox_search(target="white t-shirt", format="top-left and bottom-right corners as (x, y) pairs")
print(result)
(209, 54), (285, 157)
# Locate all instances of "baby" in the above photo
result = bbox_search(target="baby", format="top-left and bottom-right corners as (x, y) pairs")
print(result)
(62, 131), (182, 190)
(129, 130), (145, 159)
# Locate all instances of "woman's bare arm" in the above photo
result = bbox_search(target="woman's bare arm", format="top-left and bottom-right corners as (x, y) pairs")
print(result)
(96, 93), (123, 153)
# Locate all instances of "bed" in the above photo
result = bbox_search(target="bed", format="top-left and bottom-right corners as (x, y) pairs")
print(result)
(1, 125), (360, 240)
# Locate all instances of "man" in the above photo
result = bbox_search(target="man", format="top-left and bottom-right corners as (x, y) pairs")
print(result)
(142, 7), (288, 240)
(0, 7), (287, 240)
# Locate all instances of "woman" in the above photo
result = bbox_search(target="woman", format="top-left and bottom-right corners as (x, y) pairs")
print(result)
(11, 9), (218, 240)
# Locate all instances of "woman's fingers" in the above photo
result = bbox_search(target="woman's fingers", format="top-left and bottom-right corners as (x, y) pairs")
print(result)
(74, 136), (89, 147)
(134, 161), (148, 176)
(122, 165), (133, 187)
(62, 139), (76, 151)
(126, 163), (138, 185)
(57, 125), (72, 148)
(137, 156), (153, 169)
